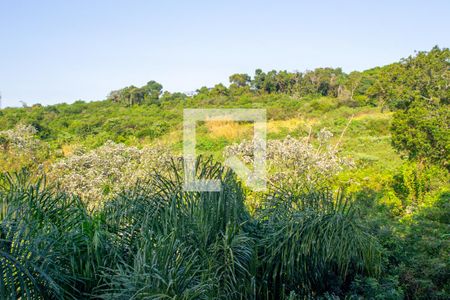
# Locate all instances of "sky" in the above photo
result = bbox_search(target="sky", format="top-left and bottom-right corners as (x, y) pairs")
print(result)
(0, 0), (449, 107)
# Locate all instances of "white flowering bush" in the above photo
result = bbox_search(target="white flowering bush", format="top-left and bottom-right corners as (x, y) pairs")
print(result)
(0, 124), (47, 171)
(48, 141), (172, 208)
(224, 128), (352, 190)
(0, 124), (39, 150)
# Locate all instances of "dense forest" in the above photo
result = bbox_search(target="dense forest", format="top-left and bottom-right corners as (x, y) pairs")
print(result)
(0, 47), (448, 299)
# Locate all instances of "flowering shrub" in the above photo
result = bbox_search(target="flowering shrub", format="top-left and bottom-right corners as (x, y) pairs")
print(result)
(48, 141), (172, 208)
(224, 128), (352, 190)
(0, 124), (47, 171)
(0, 124), (39, 150)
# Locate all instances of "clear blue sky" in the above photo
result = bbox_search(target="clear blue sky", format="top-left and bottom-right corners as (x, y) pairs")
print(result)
(1, 0), (449, 107)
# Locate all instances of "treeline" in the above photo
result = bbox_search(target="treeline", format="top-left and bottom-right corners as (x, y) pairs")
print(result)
(108, 67), (369, 106)
(108, 46), (449, 111)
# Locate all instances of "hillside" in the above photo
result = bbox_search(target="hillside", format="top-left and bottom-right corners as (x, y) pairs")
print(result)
(0, 47), (448, 299)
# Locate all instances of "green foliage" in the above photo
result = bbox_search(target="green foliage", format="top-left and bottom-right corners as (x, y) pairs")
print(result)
(348, 275), (404, 299)
(108, 80), (164, 106)
(0, 160), (383, 299)
(365, 46), (450, 169)
(391, 102), (449, 169)
(229, 73), (251, 87)
(352, 181), (450, 300)
(258, 189), (381, 296)
(399, 193), (450, 298)
(368, 46), (449, 110)
(0, 171), (112, 299)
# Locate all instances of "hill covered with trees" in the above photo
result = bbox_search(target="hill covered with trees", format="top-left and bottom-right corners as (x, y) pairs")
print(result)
(0, 47), (448, 299)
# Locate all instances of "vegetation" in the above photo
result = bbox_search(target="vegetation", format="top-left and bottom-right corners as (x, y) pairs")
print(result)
(0, 161), (382, 299)
(0, 47), (449, 299)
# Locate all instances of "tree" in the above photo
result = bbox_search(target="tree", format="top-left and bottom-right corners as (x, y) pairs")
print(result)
(160, 91), (187, 103)
(229, 73), (251, 87)
(301, 68), (344, 97)
(345, 71), (363, 100)
(383, 47), (450, 169)
(122, 86), (144, 106)
(141, 80), (163, 103)
(262, 70), (278, 93)
(107, 81), (163, 106)
(142, 80), (163, 104)
(210, 83), (229, 97)
(107, 85), (143, 106)
(107, 89), (122, 103)
(368, 46), (450, 110)
(391, 102), (449, 169)
(252, 69), (266, 91)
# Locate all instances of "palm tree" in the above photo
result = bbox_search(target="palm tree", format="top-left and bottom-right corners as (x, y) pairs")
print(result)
(0, 159), (382, 299)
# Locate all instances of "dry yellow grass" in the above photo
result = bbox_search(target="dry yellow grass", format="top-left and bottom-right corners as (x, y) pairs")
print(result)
(267, 118), (304, 134)
(353, 110), (392, 120)
(62, 144), (77, 157)
(156, 118), (308, 148)
(156, 129), (182, 146)
(205, 118), (317, 139)
(205, 120), (252, 140)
